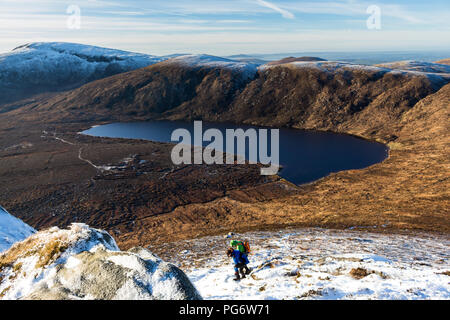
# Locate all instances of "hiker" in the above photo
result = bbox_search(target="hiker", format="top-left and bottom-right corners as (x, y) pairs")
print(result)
(227, 247), (249, 281)
(228, 240), (251, 279)
(230, 239), (250, 266)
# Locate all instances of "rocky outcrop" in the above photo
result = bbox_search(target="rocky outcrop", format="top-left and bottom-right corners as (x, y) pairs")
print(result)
(0, 224), (201, 300)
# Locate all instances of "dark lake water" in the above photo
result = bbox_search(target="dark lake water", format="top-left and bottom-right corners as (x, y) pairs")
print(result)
(83, 121), (388, 185)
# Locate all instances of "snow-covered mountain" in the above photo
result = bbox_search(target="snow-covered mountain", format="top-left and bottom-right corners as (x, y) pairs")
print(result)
(0, 223), (202, 300)
(0, 206), (35, 252)
(0, 43), (265, 106)
(375, 60), (450, 74)
(0, 42), (167, 105)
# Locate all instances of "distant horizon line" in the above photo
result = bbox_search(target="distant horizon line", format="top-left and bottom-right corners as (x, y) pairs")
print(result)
(3, 41), (450, 58)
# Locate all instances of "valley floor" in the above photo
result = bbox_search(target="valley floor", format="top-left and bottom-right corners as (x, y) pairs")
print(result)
(151, 228), (450, 300)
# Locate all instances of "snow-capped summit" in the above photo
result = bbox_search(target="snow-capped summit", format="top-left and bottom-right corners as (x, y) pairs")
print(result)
(0, 206), (35, 252)
(167, 54), (259, 79)
(11, 42), (163, 64)
(0, 42), (167, 105)
(259, 60), (450, 88)
(261, 59), (450, 75)
(375, 60), (450, 74)
(261, 60), (381, 71)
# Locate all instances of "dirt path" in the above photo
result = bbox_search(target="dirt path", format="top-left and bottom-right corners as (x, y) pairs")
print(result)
(43, 130), (104, 172)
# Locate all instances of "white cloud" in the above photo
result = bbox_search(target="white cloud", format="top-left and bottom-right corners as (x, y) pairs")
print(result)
(0, 13), (261, 33)
(281, 1), (427, 24)
(253, 0), (295, 19)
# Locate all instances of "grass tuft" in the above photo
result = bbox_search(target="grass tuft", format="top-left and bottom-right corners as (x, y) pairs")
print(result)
(35, 240), (68, 269)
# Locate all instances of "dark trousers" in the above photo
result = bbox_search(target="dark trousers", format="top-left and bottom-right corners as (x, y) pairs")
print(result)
(234, 263), (250, 275)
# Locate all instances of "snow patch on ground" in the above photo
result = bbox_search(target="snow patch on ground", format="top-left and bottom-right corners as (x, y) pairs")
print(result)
(0, 206), (35, 252)
(153, 228), (450, 300)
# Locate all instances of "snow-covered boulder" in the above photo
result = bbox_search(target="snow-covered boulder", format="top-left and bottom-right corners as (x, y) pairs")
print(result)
(0, 42), (167, 104)
(0, 223), (202, 300)
(0, 206), (35, 252)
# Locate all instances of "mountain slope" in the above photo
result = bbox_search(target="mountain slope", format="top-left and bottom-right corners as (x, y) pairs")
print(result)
(0, 42), (166, 106)
(154, 228), (450, 300)
(0, 206), (35, 252)
(29, 54), (258, 123)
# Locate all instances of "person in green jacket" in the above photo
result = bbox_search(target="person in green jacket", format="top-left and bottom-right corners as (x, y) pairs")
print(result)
(230, 240), (250, 275)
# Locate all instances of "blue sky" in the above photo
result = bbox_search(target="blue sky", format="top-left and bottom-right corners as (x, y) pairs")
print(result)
(1, 0), (449, 55)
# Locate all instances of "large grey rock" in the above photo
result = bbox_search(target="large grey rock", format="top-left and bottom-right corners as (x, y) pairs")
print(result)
(0, 224), (201, 300)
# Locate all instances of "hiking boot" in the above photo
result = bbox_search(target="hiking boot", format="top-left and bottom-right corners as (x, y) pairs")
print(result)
(233, 272), (240, 281)
(244, 266), (251, 275)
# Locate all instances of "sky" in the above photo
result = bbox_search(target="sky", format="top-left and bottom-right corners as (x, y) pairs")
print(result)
(0, 0), (449, 55)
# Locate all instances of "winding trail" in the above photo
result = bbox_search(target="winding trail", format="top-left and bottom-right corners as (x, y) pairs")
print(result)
(43, 130), (103, 172)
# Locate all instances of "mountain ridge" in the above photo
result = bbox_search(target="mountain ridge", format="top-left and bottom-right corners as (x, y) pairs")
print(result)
(24, 56), (449, 142)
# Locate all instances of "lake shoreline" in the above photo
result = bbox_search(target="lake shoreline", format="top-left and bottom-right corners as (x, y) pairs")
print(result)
(81, 120), (389, 186)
